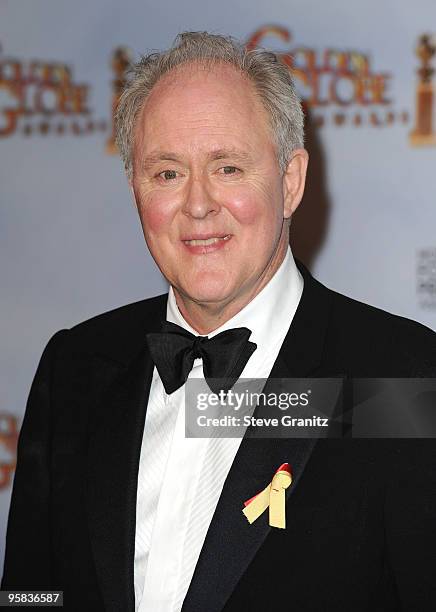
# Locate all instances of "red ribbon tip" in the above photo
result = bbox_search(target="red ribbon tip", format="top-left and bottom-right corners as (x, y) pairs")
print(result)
(277, 463), (291, 475)
(243, 463), (292, 507)
(243, 494), (258, 507)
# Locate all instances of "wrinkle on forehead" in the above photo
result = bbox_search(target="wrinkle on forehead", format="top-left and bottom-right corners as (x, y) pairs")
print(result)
(132, 59), (278, 173)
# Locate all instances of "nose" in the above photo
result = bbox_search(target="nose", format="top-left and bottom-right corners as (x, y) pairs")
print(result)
(182, 175), (220, 219)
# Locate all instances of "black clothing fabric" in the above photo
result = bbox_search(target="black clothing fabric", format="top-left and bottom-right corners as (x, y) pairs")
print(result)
(2, 261), (436, 611)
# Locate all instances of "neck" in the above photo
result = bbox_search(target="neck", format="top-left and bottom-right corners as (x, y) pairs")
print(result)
(172, 233), (289, 335)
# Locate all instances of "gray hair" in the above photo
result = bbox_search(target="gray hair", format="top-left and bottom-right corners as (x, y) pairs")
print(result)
(115, 31), (304, 178)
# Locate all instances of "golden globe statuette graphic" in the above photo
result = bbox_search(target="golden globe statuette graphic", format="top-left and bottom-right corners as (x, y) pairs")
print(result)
(410, 34), (436, 146)
(106, 46), (132, 154)
(0, 413), (19, 489)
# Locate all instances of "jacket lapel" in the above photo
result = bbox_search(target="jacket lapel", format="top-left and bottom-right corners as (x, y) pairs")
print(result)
(182, 261), (333, 612)
(85, 295), (166, 612)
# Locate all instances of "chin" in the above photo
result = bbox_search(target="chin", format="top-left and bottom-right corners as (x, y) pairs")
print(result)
(185, 287), (232, 305)
(178, 275), (236, 306)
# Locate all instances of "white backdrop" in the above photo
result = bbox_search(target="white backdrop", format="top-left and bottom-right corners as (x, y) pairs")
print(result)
(1, 0), (436, 570)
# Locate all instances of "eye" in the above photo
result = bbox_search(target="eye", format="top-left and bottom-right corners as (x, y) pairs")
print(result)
(219, 166), (240, 175)
(158, 169), (178, 181)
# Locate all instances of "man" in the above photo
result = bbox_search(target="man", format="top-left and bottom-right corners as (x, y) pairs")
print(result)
(2, 31), (436, 611)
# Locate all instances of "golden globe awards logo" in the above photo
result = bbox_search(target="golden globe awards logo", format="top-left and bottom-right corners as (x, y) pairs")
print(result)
(410, 34), (436, 146)
(0, 42), (107, 137)
(246, 25), (408, 128)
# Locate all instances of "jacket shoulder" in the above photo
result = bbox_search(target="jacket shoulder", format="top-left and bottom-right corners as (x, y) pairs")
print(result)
(53, 293), (168, 364)
(325, 286), (436, 375)
(70, 293), (167, 334)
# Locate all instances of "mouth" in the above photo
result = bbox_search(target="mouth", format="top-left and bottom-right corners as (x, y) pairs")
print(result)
(182, 235), (231, 246)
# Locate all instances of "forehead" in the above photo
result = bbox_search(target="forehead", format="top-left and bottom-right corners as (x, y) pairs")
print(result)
(133, 61), (275, 159)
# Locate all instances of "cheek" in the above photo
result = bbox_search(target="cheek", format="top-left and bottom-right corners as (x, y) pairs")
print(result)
(226, 185), (280, 228)
(138, 194), (175, 236)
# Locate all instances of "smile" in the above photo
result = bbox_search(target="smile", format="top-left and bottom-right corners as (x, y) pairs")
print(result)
(183, 235), (231, 246)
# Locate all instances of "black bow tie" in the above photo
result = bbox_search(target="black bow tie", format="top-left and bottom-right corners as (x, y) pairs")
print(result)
(145, 321), (257, 394)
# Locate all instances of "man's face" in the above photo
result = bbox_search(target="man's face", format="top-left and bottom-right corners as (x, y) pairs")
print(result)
(131, 62), (306, 319)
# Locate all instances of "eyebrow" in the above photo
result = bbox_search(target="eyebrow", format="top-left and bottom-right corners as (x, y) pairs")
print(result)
(141, 152), (180, 170)
(141, 148), (254, 170)
(208, 148), (253, 163)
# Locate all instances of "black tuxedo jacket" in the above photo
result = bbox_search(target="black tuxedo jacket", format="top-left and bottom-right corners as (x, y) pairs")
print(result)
(2, 262), (436, 611)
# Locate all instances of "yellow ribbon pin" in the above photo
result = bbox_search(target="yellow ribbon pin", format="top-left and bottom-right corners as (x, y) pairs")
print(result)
(242, 463), (292, 529)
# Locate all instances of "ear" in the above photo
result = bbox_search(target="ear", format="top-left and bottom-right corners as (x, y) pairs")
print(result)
(282, 148), (309, 219)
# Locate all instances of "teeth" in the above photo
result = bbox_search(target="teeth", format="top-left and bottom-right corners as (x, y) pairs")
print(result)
(184, 235), (230, 246)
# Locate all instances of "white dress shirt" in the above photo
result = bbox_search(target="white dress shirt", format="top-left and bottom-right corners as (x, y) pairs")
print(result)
(134, 247), (303, 612)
